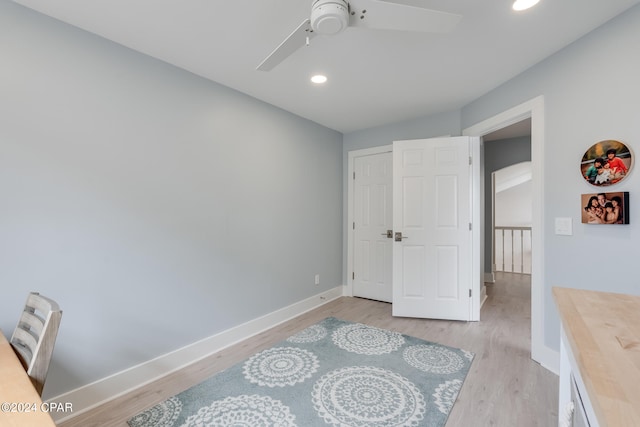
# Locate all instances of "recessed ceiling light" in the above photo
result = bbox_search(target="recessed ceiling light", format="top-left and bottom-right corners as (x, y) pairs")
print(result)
(512, 0), (540, 11)
(311, 74), (328, 84)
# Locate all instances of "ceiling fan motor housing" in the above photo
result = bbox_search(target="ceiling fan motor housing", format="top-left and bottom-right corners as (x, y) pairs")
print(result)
(311, 0), (349, 35)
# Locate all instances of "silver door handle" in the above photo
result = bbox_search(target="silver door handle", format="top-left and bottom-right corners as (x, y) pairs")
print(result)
(395, 232), (408, 242)
(380, 230), (393, 238)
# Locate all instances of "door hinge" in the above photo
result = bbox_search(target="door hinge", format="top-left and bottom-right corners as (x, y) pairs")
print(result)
(469, 289), (472, 297)
(353, 172), (356, 180)
(352, 272), (355, 280)
(469, 223), (472, 231)
(469, 156), (472, 165)
(353, 222), (355, 230)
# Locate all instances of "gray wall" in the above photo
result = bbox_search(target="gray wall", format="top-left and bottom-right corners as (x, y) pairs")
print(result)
(462, 4), (640, 351)
(484, 137), (532, 273)
(342, 5), (640, 357)
(4, 0), (640, 401)
(0, 1), (343, 398)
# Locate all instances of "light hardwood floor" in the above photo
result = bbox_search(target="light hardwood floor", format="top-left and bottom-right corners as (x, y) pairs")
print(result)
(59, 272), (558, 427)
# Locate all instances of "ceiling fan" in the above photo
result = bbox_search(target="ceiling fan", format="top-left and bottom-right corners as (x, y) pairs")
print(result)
(257, 0), (462, 71)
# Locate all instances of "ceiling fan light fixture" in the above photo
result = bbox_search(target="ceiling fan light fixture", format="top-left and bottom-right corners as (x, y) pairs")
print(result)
(310, 0), (349, 35)
(311, 74), (328, 84)
(512, 0), (540, 11)
(257, 0), (463, 71)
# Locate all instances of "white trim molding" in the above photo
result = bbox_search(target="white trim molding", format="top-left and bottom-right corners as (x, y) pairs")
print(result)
(463, 95), (559, 374)
(47, 286), (344, 424)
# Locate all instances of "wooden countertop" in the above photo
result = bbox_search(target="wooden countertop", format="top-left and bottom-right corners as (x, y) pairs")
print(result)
(0, 329), (56, 426)
(553, 287), (640, 427)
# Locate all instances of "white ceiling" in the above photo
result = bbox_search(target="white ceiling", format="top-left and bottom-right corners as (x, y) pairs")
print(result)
(12, 0), (639, 133)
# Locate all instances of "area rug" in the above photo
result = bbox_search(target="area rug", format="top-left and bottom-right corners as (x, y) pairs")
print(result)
(128, 317), (474, 427)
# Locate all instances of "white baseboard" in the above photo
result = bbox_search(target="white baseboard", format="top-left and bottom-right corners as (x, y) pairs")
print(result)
(538, 345), (560, 376)
(484, 272), (495, 283)
(48, 285), (344, 423)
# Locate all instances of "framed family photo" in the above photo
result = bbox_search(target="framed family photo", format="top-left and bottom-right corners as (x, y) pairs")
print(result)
(581, 191), (629, 224)
(580, 140), (633, 186)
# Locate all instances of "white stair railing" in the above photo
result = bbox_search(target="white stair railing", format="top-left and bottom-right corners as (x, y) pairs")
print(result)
(494, 226), (532, 274)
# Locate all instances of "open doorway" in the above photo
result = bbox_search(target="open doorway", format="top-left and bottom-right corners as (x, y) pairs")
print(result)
(493, 162), (532, 275)
(463, 96), (556, 371)
(483, 119), (532, 282)
(482, 123), (533, 363)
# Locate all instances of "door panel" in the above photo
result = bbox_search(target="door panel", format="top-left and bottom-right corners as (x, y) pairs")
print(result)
(402, 177), (424, 227)
(392, 137), (472, 320)
(353, 152), (393, 303)
(436, 246), (458, 299)
(402, 245), (425, 297)
(436, 175), (458, 227)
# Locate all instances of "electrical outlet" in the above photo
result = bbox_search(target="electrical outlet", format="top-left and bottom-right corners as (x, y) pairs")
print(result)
(314, 274), (320, 285)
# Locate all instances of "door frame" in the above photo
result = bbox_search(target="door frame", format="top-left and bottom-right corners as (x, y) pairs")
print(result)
(346, 145), (392, 298)
(463, 95), (557, 372)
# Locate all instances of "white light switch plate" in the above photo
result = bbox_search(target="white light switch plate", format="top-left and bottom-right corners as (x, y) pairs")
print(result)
(555, 217), (573, 235)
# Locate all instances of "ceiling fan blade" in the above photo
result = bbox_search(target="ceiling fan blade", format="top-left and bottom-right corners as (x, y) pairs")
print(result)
(257, 19), (316, 71)
(349, 0), (462, 33)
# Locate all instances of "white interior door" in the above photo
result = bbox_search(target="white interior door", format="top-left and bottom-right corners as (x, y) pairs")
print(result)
(353, 152), (393, 303)
(392, 137), (473, 320)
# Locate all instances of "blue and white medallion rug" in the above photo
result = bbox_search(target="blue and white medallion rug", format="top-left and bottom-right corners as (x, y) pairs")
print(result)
(128, 317), (474, 427)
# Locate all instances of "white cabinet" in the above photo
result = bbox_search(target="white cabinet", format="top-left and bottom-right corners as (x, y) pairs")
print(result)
(554, 287), (640, 427)
(569, 374), (589, 427)
(558, 326), (598, 427)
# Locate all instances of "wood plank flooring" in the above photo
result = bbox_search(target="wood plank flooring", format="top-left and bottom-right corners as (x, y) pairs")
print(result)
(59, 272), (558, 427)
